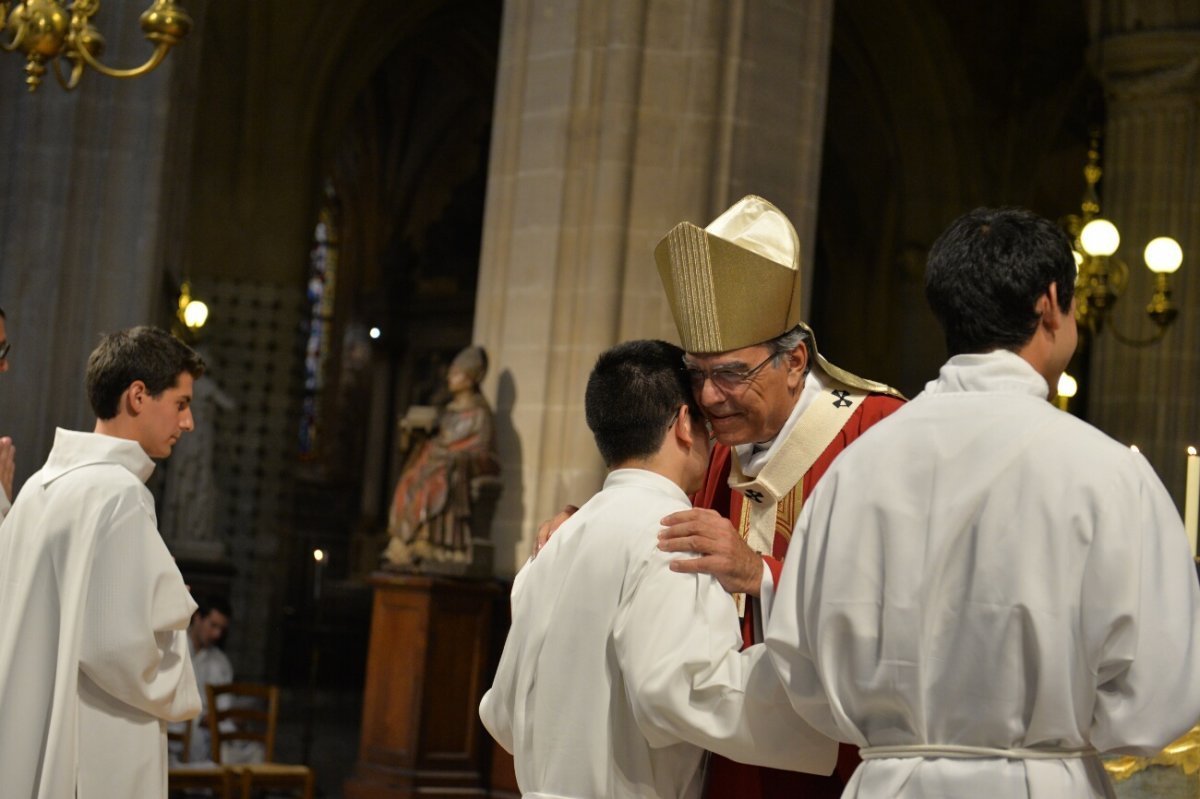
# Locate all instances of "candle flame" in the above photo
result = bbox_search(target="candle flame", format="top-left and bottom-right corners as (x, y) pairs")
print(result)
(313, 548), (325, 562)
(1189, 446), (1197, 457)
(1130, 445), (1139, 453)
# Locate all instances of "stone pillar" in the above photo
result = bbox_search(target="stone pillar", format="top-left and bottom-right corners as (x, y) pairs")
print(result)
(0, 0), (193, 484)
(1087, 8), (1200, 507)
(474, 0), (835, 575)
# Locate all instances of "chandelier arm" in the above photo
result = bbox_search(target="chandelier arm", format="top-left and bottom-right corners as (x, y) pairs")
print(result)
(1105, 322), (1169, 348)
(49, 54), (83, 90)
(1, 14), (26, 52)
(71, 38), (169, 79)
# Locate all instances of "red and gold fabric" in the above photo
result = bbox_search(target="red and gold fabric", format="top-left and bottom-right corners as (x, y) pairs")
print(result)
(694, 391), (904, 799)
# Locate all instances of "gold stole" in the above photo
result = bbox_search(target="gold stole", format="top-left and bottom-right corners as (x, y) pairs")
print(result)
(727, 379), (867, 615)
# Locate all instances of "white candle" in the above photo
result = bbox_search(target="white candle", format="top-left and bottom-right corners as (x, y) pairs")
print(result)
(1186, 447), (1199, 559)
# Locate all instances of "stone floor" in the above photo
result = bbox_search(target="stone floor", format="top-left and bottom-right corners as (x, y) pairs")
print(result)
(273, 688), (363, 798)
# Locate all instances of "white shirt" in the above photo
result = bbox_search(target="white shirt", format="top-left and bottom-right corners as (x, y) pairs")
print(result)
(0, 429), (200, 799)
(181, 642), (234, 763)
(764, 350), (1200, 798)
(480, 469), (834, 799)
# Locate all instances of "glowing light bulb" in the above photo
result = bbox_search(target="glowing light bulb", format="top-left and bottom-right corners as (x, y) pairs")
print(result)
(1144, 237), (1182, 274)
(369, 327), (381, 339)
(182, 300), (209, 330)
(1079, 219), (1120, 257)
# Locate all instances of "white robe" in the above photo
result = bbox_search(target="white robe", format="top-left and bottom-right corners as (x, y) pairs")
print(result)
(0, 428), (201, 799)
(479, 468), (834, 799)
(764, 350), (1200, 798)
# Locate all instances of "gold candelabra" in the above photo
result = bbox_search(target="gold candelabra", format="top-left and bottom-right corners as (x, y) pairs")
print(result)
(0, 0), (189, 92)
(1061, 134), (1183, 347)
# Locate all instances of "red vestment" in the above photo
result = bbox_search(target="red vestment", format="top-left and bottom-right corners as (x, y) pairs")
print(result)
(694, 393), (904, 799)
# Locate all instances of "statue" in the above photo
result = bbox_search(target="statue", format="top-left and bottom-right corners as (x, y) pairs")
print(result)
(160, 366), (236, 562)
(382, 345), (501, 576)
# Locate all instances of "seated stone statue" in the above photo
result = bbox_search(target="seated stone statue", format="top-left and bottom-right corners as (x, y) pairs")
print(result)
(382, 346), (501, 575)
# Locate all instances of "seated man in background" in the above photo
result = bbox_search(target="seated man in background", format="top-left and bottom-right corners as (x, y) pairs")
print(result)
(175, 594), (264, 765)
(480, 340), (834, 798)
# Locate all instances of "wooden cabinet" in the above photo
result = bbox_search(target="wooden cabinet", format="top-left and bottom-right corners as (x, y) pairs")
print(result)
(344, 574), (501, 799)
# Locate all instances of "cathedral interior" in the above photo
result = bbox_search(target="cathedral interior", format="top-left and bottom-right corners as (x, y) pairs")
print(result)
(1, 1), (1197, 796)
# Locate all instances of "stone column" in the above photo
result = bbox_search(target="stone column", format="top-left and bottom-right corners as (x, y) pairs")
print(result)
(1087, 7), (1200, 507)
(474, 0), (835, 574)
(0, 0), (190, 483)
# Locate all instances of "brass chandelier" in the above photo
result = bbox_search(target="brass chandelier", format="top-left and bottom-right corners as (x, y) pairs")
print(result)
(1061, 134), (1183, 346)
(0, 0), (190, 92)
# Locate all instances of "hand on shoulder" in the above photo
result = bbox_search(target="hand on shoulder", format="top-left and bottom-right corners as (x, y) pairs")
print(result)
(658, 508), (764, 596)
(532, 504), (579, 557)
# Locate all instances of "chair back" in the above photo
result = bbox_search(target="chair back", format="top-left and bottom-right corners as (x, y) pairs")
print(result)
(206, 682), (280, 764)
(168, 721), (193, 763)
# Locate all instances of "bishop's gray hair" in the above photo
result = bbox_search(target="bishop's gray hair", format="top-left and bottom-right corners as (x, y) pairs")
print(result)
(766, 325), (812, 377)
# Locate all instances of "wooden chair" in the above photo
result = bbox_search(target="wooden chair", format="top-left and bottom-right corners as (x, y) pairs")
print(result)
(168, 718), (233, 799)
(207, 682), (315, 799)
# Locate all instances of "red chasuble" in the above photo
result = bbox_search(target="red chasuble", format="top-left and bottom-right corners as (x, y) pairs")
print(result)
(694, 392), (904, 799)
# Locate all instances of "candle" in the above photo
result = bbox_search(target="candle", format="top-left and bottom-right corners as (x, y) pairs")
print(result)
(1186, 447), (1199, 559)
(312, 548), (326, 604)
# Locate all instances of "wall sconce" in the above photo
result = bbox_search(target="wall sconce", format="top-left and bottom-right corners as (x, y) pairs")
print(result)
(176, 279), (207, 332)
(1063, 134), (1183, 346)
(0, 0), (190, 92)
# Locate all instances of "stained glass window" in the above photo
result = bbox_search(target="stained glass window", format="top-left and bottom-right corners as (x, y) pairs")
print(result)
(299, 187), (339, 457)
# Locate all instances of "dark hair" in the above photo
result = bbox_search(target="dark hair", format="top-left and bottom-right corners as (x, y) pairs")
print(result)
(925, 207), (1075, 356)
(585, 340), (701, 467)
(195, 593), (233, 620)
(85, 326), (206, 419)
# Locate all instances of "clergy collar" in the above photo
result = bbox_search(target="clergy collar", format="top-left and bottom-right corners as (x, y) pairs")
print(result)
(603, 468), (691, 504)
(923, 349), (1049, 400)
(40, 428), (157, 486)
(734, 365), (827, 478)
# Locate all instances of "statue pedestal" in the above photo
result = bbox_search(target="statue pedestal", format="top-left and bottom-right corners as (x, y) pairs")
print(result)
(344, 574), (501, 799)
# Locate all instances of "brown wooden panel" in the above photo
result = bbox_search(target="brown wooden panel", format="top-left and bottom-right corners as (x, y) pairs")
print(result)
(348, 575), (501, 798)
(422, 589), (494, 764)
(488, 743), (518, 794)
(359, 586), (430, 766)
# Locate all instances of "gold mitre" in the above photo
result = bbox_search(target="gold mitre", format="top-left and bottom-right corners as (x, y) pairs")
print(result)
(656, 195), (903, 398)
(656, 195), (803, 353)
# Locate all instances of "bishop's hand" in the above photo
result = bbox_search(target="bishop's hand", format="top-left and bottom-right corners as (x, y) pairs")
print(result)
(532, 504), (579, 557)
(658, 508), (764, 596)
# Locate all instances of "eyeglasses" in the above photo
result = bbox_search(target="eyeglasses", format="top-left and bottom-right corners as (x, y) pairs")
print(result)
(683, 352), (777, 394)
(0, 341), (10, 361)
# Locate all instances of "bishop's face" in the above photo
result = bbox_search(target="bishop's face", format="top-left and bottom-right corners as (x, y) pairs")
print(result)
(683, 342), (807, 446)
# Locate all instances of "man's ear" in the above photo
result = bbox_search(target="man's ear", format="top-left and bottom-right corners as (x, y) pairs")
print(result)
(672, 404), (691, 448)
(1039, 283), (1063, 333)
(786, 340), (808, 390)
(125, 380), (149, 415)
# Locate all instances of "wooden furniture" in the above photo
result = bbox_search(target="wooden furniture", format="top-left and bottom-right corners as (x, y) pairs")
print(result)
(208, 682), (316, 799)
(344, 573), (501, 799)
(168, 717), (234, 799)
